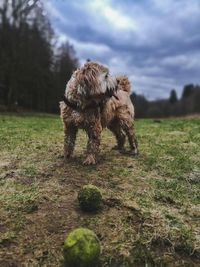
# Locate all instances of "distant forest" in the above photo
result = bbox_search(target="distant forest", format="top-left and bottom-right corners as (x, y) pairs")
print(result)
(131, 84), (200, 118)
(0, 0), (199, 117)
(0, 0), (78, 113)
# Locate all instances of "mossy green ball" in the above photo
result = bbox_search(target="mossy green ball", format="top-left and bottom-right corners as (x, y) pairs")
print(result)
(78, 185), (102, 212)
(63, 228), (101, 267)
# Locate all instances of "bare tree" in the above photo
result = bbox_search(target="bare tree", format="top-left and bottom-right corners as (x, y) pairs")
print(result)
(0, 0), (78, 112)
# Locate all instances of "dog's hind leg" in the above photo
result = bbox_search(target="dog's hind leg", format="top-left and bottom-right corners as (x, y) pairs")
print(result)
(108, 120), (126, 152)
(83, 122), (102, 165)
(64, 124), (78, 161)
(122, 120), (138, 156)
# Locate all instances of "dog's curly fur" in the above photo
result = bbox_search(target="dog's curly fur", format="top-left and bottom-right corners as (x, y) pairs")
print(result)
(60, 61), (138, 165)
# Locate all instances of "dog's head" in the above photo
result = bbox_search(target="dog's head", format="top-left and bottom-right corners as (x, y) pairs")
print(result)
(70, 61), (118, 100)
(64, 61), (119, 108)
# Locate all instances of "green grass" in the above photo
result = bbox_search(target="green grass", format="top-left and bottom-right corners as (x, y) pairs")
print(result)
(0, 113), (200, 266)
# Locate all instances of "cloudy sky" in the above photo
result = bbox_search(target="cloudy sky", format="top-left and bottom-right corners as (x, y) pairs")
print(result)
(44, 0), (200, 99)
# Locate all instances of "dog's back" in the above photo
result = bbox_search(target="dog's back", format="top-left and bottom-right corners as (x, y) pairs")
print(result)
(101, 76), (134, 127)
(110, 75), (134, 115)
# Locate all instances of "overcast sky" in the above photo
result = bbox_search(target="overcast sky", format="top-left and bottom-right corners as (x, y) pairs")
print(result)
(44, 0), (200, 100)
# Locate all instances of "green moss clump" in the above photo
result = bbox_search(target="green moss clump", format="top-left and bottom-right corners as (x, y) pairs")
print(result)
(78, 185), (102, 212)
(63, 228), (100, 267)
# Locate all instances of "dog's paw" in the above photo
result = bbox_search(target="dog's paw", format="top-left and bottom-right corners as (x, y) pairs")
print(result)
(83, 155), (97, 165)
(112, 145), (125, 153)
(111, 145), (119, 150)
(129, 148), (138, 156)
(64, 154), (71, 162)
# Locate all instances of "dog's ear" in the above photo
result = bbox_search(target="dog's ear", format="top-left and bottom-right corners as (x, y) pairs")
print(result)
(77, 65), (89, 86)
(76, 71), (85, 87)
(84, 77), (90, 87)
(79, 67), (98, 90)
(75, 69), (95, 97)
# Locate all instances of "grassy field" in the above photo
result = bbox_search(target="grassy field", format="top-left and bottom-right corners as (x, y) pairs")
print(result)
(0, 113), (200, 267)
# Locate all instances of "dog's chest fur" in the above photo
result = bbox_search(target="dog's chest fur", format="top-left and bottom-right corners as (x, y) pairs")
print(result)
(60, 99), (116, 129)
(60, 104), (101, 128)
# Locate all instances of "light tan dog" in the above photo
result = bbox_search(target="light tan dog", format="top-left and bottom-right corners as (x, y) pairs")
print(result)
(60, 61), (137, 165)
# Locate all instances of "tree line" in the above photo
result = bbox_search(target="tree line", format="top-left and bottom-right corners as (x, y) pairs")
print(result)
(0, 0), (78, 113)
(131, 84), (200, 118)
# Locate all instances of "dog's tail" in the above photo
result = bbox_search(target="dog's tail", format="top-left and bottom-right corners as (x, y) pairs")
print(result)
(116, 75), (131, 93)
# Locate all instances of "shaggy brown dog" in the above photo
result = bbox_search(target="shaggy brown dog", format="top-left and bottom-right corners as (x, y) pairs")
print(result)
(60, 61), (137, 165)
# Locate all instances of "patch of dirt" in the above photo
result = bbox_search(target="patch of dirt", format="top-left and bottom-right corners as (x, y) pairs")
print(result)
(0, 160), (10, 169)
(1, 187), (79, 265)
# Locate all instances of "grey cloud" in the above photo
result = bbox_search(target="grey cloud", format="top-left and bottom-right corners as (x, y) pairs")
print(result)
(44, 0), (200, 99)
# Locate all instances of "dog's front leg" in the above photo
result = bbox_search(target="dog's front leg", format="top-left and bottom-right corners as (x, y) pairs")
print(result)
(64, 124), (78, 161)
(83, 123), (102, 165)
